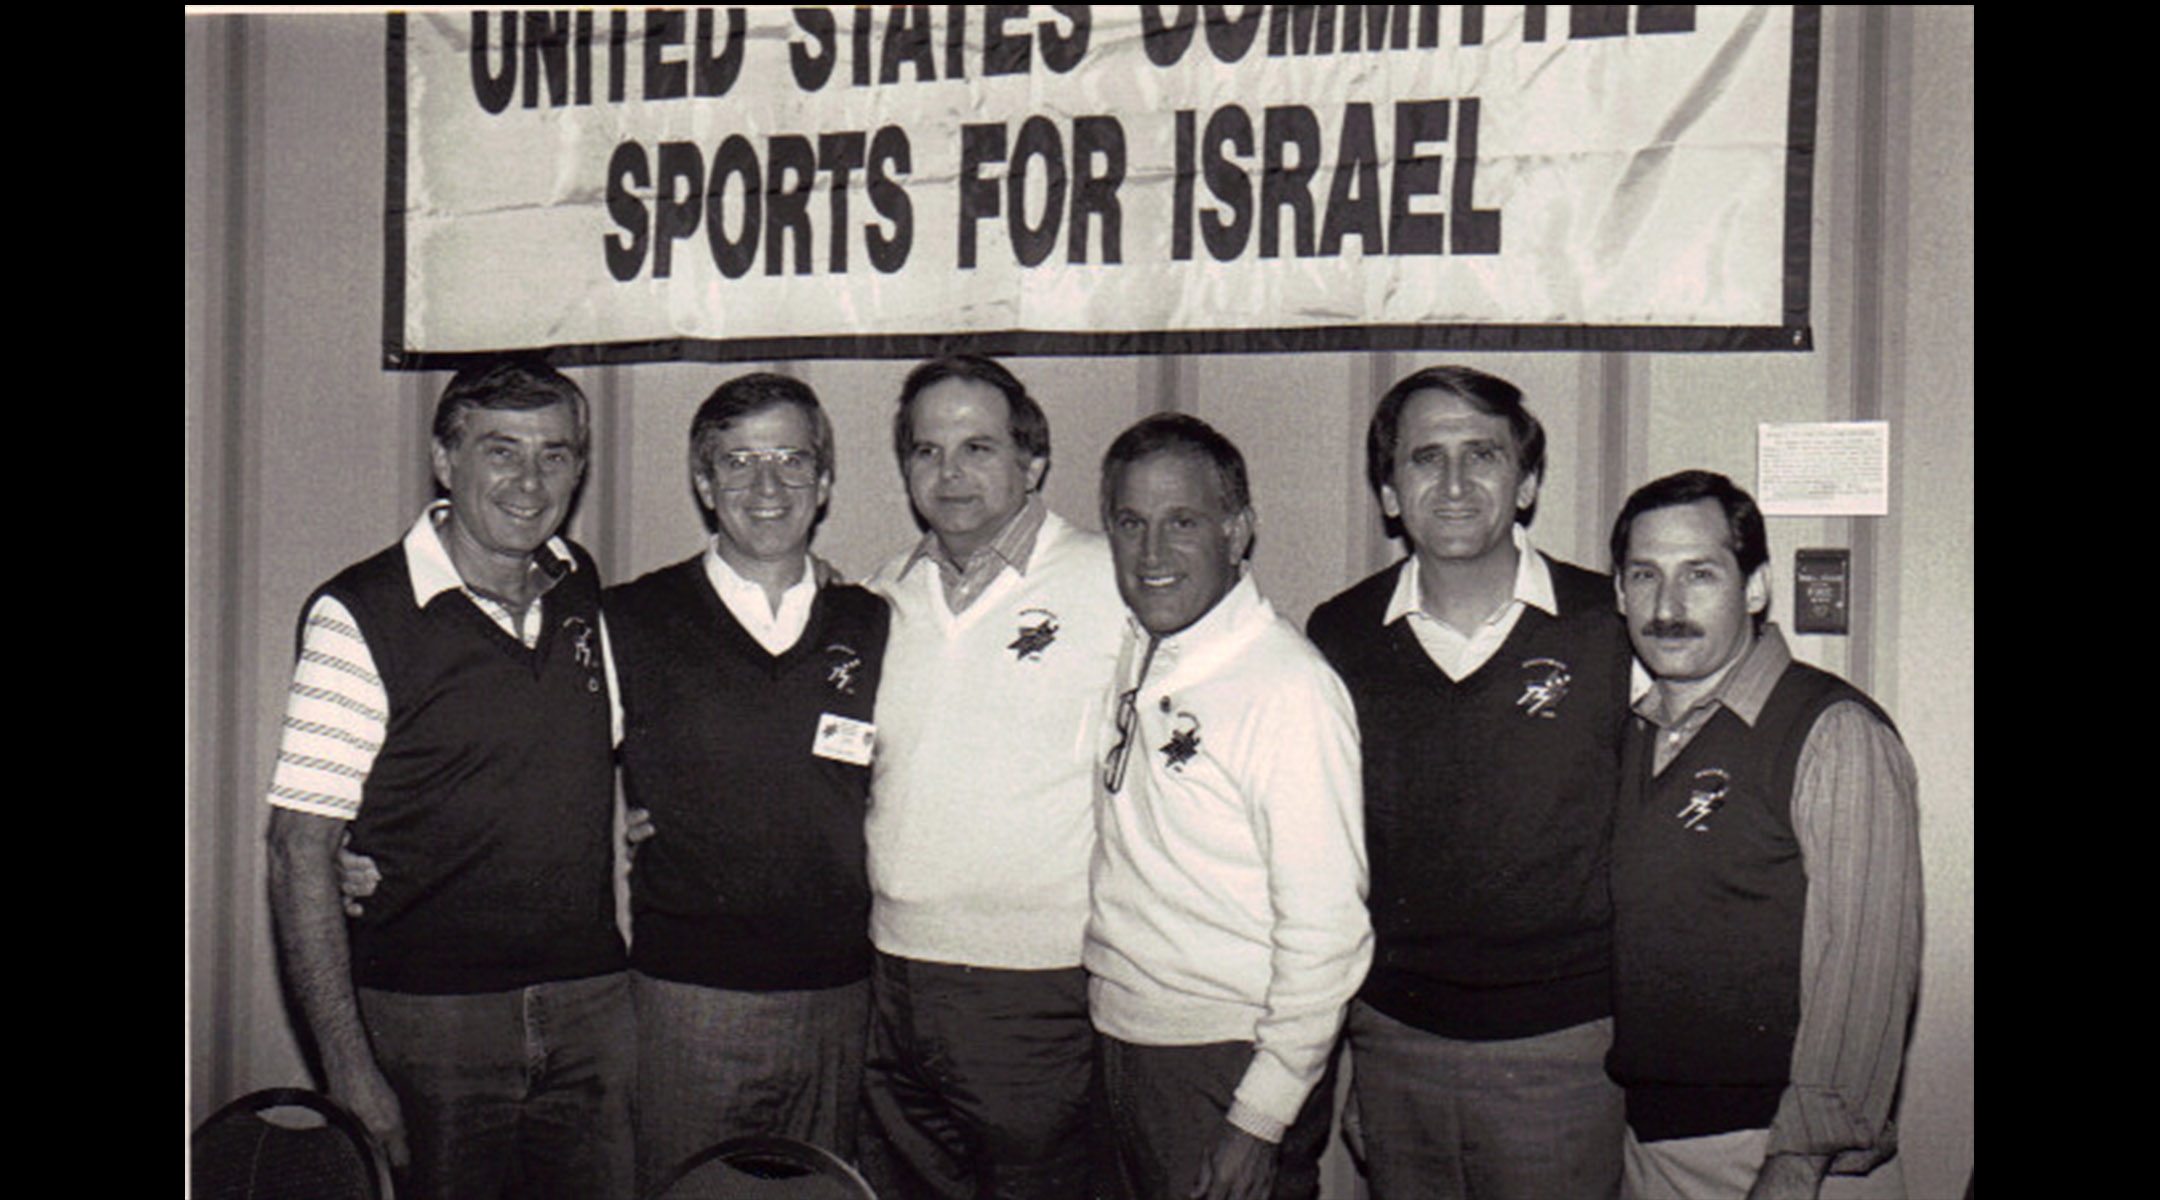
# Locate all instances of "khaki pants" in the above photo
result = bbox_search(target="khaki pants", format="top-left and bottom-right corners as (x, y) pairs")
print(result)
(1623, 1126), (1908, 1200)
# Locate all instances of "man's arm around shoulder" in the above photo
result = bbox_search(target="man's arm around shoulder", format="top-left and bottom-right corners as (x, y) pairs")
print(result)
(266, 807), (410, 1168)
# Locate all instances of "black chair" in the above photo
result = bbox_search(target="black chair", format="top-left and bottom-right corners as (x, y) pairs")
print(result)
(645, 1134), (876, 1200)
(191, 1087), (395, 1200)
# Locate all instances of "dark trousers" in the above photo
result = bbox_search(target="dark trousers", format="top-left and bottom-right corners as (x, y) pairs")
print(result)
(859, 952), (1095, 1200)
(358, 971), (636, 1200)
(1098, 1035), (1338, 1200)
(631, 972), (870, 1195)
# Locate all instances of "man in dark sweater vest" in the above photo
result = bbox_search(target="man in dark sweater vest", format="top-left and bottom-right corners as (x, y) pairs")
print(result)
(1307, 366), (1630, 1199)
(265, 361), (633, 1199)
(1607, 471), (1919, 1200)
(607, 373), (888, 1195)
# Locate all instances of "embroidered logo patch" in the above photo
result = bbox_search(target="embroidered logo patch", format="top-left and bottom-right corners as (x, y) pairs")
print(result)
(1160, 712), (1202, 772)
(1009, 608), (1060, 661)
(563, 616), (596, 667)
(1516, 657), (1572, 719)
(562, 615), (602, 693)
(1677, 768), (1730, 831)
(824, 642), (863, 695)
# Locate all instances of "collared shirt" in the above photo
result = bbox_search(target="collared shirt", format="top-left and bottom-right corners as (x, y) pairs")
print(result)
(1633, 627), (1922, 1172)
(407, 500), (573, 646)
(1383, 524), (1558, 680)
(1633, 620), (1795, 775)
(701, 540), (816, 655)
(266, 503), (620, 821)
(895, 493), (1047, 614)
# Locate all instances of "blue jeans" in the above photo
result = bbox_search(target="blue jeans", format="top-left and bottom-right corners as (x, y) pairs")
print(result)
(1098, 1035), (1338, 1200)
(631, 971), (870, 1194)
(358, 971), (636, 1200)
(1348, 1001), (1624, 1200)
(859, 952), (1095, 1200)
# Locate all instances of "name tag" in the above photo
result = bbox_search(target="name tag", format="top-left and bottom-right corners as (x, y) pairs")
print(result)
(813, 714), (875, 766)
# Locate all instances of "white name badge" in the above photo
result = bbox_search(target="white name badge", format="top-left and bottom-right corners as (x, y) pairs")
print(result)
(813, 714), (875, 766)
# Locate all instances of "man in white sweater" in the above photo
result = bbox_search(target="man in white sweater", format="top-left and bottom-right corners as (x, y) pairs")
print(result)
(1086, 414), (1373, 1200)
(860, 356), (1127, 1199)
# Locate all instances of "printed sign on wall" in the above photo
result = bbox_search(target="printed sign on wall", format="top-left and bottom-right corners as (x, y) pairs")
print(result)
(385, 5), (1819, 366)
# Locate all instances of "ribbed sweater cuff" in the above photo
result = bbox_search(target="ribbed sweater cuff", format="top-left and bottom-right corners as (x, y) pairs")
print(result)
(1226, 1099), (1286, 1145)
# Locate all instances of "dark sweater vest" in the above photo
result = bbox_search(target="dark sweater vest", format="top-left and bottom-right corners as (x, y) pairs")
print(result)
(1307, 556), (1630, 1039)
(607, 558), (888, 991)
(313, 540), (624, 994)
(1607, 660), (1894, 1141)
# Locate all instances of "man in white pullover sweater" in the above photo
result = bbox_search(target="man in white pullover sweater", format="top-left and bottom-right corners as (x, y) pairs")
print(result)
(860, 356), (1126, 1200)
(1086, 414), (1372, 1200)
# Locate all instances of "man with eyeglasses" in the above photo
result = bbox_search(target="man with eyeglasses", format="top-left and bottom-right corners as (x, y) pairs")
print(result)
(857, 356), (1126, 1200)
(1085, 414), (1370, 1200)
(604, 372), (891, 1191)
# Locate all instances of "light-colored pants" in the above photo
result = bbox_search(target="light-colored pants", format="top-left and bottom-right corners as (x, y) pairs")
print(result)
(1348, 1001), (1624, 1200)
(1622, 1127), (1908, 1200)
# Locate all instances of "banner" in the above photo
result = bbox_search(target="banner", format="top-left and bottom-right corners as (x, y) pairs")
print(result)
(384, 5), (1817, 367)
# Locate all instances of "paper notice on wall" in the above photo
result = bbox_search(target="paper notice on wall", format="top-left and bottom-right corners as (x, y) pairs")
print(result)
(1757, 422), (1890, 516)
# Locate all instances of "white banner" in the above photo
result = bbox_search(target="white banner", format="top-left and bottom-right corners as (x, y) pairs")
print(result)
(385, 5), (1817, 365)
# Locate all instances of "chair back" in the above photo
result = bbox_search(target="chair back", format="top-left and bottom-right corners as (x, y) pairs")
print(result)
(191, 1087), (394, 1200)
(645, 1134), (875, 1200)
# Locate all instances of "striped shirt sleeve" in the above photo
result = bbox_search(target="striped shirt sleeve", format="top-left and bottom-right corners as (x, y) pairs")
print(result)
(264, 594), (386, 820)
(1767, 700), (1923, 1172)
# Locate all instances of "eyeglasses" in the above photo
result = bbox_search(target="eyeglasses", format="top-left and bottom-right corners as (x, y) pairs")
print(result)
(1103, 685), (1140, 795)
(1102, 636), (1159, 796)
(712, 448), (820, 490)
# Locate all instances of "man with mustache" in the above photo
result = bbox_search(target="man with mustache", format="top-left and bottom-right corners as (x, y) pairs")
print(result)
(1606, 470), (1920, 1200)
(1306, 366), (1631, 1199)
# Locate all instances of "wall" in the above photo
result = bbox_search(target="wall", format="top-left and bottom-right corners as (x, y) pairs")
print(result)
(186, 9), (1972, 1195)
